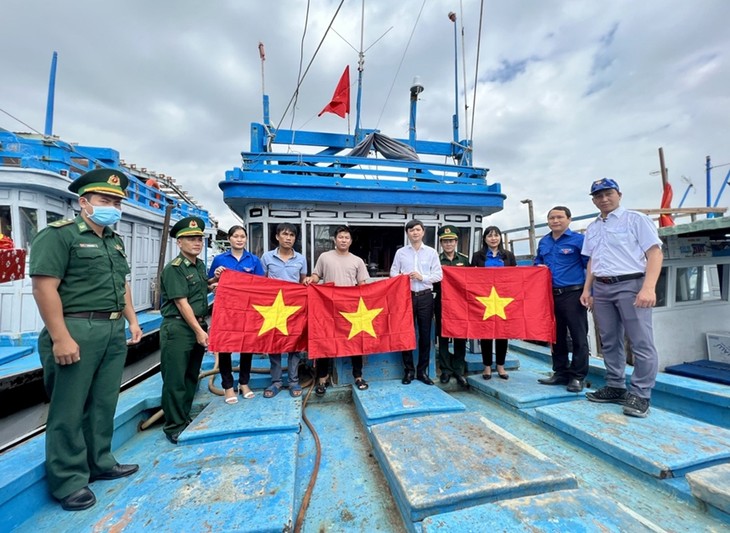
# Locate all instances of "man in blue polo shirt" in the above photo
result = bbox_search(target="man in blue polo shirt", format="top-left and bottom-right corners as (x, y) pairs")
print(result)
(261, 223), (308, 397)
(534, 206), (589, 392)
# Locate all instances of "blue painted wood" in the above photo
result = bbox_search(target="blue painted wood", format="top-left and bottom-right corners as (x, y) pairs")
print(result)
(369, 412), (577, 524)
(687, 464), (730, 515)
(534, 401), (730, 478)
(112, 433), (297, 531)
(353, 380), (465, 426)
(420, 489), (662, 532)
(466, 367), (582, 409)
(180, 391), (302, 444)
(0, 345), (33, 366)
(464, 352), (520, 373)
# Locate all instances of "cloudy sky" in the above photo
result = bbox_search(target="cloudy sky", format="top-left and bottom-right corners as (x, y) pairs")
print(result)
(2, 0), (730, 240)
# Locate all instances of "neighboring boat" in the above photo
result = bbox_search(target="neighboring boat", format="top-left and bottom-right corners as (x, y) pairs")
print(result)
(0, 117), (217, 393)
(2, 17), (730, 533)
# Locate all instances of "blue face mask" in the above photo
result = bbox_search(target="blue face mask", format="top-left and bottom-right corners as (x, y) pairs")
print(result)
(85, 205), (122, 226)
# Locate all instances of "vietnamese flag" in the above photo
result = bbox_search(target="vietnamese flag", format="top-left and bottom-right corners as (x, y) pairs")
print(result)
(209, 270), (307, 353)
(307, 275), (415, 358)
(318, 65), (350, 118)
(441, 266), (555, 343)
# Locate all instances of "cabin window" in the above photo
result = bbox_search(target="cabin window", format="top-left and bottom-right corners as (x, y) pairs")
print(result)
(675, 265), (722, 303)
(249, 223), (264, 257)
(0, 206), (11, 240)
(655, 267), (667, 307)
(474, 227), (483, 255)
(19, 207), (38, 251)
(46, 212), (65, 225)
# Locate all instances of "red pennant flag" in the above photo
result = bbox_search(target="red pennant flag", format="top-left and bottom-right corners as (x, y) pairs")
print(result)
(209, 270), (307, 354)
(307, 275), (415, 358)
(441, 266), (556, 343)
(659, 181), (675, 227)
(318, 65), (350, 118)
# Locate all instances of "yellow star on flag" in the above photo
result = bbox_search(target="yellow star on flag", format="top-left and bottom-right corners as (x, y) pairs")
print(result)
(253, 290), (302, 336)
(476, 287), (514, 320)
(340, 297), (383, 340)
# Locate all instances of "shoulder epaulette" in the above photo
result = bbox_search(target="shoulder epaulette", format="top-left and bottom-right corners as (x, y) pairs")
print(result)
(171, 257), (183, 266)
(48, 219), (74, 228)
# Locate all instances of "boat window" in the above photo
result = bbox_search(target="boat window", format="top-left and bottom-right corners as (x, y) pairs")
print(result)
(249, 223), (264, 257)
(19, 207), (38, 251)
(310, 224), (404, 278)
(655, 267), (667, 307)
(473, 227), (483, 256)
(425, 226), (436, 248)
(46, 212), (65, 225)
(0, 206), (11, 240)
(702, 264), (722, 301)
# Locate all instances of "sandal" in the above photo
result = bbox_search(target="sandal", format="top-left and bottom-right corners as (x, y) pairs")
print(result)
(263, 384), (280, 398)
(314, 383), (327, 397)
(224, 388), (238, 404)
(289, 383), (303, 397)
(239, 384), (255, 399)
(354, 378), (369, 391)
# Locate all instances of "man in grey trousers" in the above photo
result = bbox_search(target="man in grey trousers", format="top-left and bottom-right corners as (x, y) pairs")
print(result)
(580, 178), (663, 417)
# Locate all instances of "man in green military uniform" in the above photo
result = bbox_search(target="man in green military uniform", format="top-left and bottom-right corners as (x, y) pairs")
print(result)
(159, 216), (211, 444)
(30, 168), (143, 511)
(434, 225), (470, 387)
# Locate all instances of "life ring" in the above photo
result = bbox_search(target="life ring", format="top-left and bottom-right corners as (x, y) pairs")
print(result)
(145, 178), (162, 208)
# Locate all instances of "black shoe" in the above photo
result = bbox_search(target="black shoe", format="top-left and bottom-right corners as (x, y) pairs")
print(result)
(60, 486), (96, 511)
(566, 379), (584, 393)
(90, 463), (139, 481)
(538, 374), (570, 385)
(439, 372), (450, 384)
(586, 386), (627, 404)
(454, 373), (468, 388)
(417, 374), (434, 385)
(623, 393), (650, 418)
(402, 372), (414, 385)
(165, 432), (180, 445)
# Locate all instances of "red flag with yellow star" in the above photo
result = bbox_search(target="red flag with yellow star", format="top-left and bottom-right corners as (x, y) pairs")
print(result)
(441, 266), (555, 343)
(209, 270), (307, 353)
(307, 275), (415, 358)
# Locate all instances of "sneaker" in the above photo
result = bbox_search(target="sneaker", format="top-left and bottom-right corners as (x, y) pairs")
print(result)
(623, 393), (650, 418)
(586, 385), (627, 404)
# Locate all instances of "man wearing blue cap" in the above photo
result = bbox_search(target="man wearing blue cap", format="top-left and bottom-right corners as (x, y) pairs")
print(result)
(580, 178), (663, 417)
(30, 168), (142, 510)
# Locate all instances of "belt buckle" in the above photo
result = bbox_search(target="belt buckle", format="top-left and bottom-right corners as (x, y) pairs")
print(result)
(109, 311), (122, 320)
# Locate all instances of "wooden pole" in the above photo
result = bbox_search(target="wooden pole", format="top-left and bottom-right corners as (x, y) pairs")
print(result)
(153, 203), (174, 311)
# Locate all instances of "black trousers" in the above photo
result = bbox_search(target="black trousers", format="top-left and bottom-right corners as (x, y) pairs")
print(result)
(402, 291), (434, 376)
(434, 291), (466, 375)
(480, 339), (508, 367)
(552, 289), (589, 380)
(218, 352), (252, 389)
(315, 356), (363, 379)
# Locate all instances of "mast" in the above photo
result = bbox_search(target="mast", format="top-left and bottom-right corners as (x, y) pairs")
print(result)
(449, 12), (460, 148)
(354, 0), (365, 141)
(44, 51), (58, 137)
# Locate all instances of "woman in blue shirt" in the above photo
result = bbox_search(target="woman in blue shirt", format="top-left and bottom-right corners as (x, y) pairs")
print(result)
(208, 225), (264, 403)
(470, 226), (516, 380)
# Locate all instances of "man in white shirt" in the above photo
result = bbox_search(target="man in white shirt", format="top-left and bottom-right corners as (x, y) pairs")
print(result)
(390, 219), (443, 385)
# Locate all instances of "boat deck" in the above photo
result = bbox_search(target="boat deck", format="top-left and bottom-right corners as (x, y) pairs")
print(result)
(3, 344), (730, 531)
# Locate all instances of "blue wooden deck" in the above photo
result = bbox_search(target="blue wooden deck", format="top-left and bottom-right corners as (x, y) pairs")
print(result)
(3, 341), (730, 531)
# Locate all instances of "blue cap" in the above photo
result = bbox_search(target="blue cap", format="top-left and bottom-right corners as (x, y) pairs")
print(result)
(590, 178), (620, 195)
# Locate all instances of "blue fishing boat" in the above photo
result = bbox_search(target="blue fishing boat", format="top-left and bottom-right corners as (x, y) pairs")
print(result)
(0, 52), (217, 394)
(3, 12), (730, 533)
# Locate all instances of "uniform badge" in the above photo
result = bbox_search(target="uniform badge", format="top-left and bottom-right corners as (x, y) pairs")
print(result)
(108, 175), (121, 186)
(189, 220), (198, 228)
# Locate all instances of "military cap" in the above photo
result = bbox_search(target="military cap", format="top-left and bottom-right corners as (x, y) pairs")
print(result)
(68, 168), (129, 198)
(589, 178), (620, 195)
(171, 216), (205, 238)
(438, 225), (459, 240)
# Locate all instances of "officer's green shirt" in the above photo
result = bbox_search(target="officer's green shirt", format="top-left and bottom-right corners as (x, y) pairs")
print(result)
(29, 216), (129, 312)
(160, 253), (209, 318)
(439, 251), (469, 267)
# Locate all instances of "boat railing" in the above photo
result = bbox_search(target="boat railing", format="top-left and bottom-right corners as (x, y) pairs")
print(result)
(234, 151), (494, 188)
(124, 178), (211, 224)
